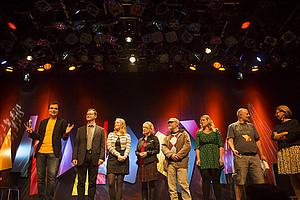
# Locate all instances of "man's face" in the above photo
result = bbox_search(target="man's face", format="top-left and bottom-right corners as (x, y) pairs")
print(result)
(86, 111), (96, 122)
(240, 109), (250, 122)
(168, 121), (178, 131)
(48, 104), (59, 118)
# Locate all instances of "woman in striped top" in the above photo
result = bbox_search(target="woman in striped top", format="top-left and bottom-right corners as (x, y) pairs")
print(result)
(107, 118), (131, 200)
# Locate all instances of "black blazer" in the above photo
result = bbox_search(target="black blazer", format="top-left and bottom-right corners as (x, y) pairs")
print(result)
(135, 134), (160, 165)
(72, 125), (105, 166)
(29, 117), (68, 158)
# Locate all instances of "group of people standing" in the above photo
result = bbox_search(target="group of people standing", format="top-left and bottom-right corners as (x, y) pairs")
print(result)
(24, 101), (300, 200)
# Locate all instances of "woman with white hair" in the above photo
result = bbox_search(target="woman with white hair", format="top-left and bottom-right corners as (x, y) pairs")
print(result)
(135, 121), (160, 200)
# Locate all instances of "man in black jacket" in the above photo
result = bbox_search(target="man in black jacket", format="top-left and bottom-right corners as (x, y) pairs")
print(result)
(24, 101), (74, 200)
(72, 108), (105, 200)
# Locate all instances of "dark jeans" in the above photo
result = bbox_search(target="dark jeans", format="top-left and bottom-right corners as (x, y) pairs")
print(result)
(77, 152), (98, 200)
(36, 153), (60, 200)
(200, 168), (222, 200)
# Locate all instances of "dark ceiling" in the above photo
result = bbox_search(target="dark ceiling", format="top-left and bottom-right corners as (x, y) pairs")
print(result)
(0, 0), (300, 77)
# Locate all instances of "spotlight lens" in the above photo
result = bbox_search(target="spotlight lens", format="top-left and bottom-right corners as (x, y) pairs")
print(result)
(189, 64), (196, 71)
(37, 67), (45, 72)
(218, 66), (225, 71)
(69, 66), (76, 71)
(129, 56), (136, 63)
(251, 65), (259, 71)
(125, 37), (132, 43)
(241, 22), (250, 29)
(27, 56), (33, 61)
(1, 60), (7, 65)
(8, 22), (17, 30)
(205, 48), (212, 54)
(44, 63), (52, 70)
(213, 62), (222, 69)
(256, 57), (262, 62)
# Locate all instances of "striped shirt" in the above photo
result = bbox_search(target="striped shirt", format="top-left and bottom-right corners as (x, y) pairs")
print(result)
(107, 132), (131, 158)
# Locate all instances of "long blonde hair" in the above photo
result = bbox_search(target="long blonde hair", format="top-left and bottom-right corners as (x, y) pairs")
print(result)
(114, 118), (127, 135)
(199, 115), (217, 132)
(143, 121), (155, 134)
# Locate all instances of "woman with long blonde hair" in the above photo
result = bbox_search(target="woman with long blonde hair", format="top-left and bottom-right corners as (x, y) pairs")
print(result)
(107, 118), (131, 200)
(195, 115), (224, 200)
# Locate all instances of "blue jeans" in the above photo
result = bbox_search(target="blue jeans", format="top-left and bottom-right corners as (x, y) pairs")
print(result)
(36, 153), (60, 200)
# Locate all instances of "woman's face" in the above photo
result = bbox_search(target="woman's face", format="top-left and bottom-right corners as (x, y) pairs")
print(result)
(142, 124), (151, 135)
(200, 117), (209, 128)
(275, 110), (285, 121)
(114, 119), (121, 130)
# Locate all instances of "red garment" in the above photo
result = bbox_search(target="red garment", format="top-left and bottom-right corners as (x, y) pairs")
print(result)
(140, 139), (147, 164)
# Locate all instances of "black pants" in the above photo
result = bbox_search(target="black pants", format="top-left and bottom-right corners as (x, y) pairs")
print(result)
(200, 168), (222, 200)
(77, 152), (98, 200)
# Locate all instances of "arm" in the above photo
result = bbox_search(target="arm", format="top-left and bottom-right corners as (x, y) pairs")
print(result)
(216, 129), (224, 166)
(176, 132), (191, 159)
(146, 136), (160, 156)
(123, 134), (131, 159)
(135, 139), (141, 157)
(61, 120), (74, 140)
(99, 128), (105, 162)
(72, 128), (80, 165)
(256, 139), (267, 161)
(228, 138), (242, 158)
(285, 120), (300, 142)
(195, 131), (201, 166)
(161, 136), (173, 159)
(107, 133), (121, 157)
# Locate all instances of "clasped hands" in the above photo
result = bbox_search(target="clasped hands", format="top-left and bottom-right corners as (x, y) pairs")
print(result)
(273, 131), (288, 140)
(139, 152), (147, 158)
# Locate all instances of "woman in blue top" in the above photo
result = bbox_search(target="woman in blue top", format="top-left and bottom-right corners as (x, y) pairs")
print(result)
(195, 115), (224, 200)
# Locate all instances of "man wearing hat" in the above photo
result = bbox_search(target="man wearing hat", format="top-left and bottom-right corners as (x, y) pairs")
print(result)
(161, 118), (192, 200)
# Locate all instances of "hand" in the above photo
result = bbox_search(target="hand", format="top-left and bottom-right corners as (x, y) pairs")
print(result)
(24, 121), (33, 133)
(98, 159), (104, 165)
(66, 124), (74, 134)
(273, 132), (281, 140)
(196, 159), (200, 166)
(233, 150), (242, 158)
(280, 132), (288, 140)
(219, 158), (224, 167)
(72, 160), (77, 165)
(261, 155), (267, 162)
(118, 155), (125, 162)
(140, 152), (147, 158)
(171, 154), (180, 161)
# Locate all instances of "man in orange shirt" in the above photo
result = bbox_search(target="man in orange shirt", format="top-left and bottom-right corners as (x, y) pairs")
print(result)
(24, 101), (74, 200)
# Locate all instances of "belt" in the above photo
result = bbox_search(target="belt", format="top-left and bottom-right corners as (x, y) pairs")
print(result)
(241, 153), (257, 156)
(86, 149), (92, 154)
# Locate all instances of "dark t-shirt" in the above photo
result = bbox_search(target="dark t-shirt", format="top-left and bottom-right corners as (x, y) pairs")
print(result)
(227, 122), (260, 154)
(272, 119), (300, 150)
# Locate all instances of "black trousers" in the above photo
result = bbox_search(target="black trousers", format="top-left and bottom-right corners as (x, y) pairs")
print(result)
(77, 151), (98, 200)
(200, 168), (222, 200)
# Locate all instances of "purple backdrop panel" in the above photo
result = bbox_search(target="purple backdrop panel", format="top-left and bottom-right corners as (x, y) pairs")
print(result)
(12, 115), (38, 177)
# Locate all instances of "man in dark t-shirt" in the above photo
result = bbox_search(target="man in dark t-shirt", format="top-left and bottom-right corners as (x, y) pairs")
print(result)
(227, 108), (267, 200)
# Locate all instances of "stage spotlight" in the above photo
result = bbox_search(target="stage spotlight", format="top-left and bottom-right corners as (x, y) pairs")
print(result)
(205, 48), (212, 54)
(189, 64), (196, 71)
(8, 22), (17, 30)
(218, 66), (225, 71)
(24, 73), (30, 81)
(256, 57), (262, 62)
(129, 55), (136, 63)
(237, 72), (244, 80)
(125, 37), (132, 43)
(44, 63), (52, 70)
(37, 66), (45, 72)
(213, 62), (222, 69)
(1, 60), (7, 65)
(27, 56), (33, 61)
(241, 22), (250, 29)
(251, 65), (259, 72)
(75, 10), (81, 14)
(69, 65), (76, 71)
(5, 66), (13, 72)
